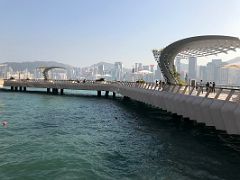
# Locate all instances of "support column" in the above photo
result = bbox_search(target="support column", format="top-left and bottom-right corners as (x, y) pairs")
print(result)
(47, 88), (51, 93)
(11, 86), (14, 91)
(19, 86), (22, 91)
(97, 91), (101, 97)
(113, 92), (116, 98)
(105, 91), (109, 97)
(14, 86), (18, 91)
(23, 87), (27, 92)
(60, 89), (64, 95)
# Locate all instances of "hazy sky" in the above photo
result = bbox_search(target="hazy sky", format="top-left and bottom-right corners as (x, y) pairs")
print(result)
(0, 0), (240, 67)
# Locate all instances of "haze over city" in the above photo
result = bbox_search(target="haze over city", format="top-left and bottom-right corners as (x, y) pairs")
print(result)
(0, 0), (240, 67)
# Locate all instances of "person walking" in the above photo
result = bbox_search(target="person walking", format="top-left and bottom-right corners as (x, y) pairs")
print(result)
(213, 82), (216, 93)
(206, 82), (209, 92)
(200, 80), (204, 94)
(209, 82), (213, 93)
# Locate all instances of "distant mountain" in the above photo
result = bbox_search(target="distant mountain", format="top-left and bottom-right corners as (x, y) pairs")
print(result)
(226, 57), (240, 64)
(89, 61), (131, 72)
(90, 61), (114, 71)
(1, 60), (131, 73)
(1, 61), (73, 72)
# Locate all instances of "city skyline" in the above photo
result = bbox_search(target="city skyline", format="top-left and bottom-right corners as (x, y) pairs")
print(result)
(2, 55), (240, 85)
(0, 0), (240, 67)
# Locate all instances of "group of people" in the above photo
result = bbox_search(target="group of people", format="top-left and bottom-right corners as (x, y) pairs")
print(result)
(155, 80), (165, 87)
(198, 80), (216, 94)
(154, 79), (216, 94)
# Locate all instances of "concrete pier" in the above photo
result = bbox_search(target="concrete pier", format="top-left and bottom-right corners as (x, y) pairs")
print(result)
(47, 88), (51, 93)
(23, 87), (27, 91)
(60, 89), (64, 95)
(14, 86), (18, 91)
(113, 92), (116, 98)
(19, 86), (22, 91)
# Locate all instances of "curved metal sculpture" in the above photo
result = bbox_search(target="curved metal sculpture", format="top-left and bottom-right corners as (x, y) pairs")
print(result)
(37, 66), (66, 80)
(153, 35), (240, 84)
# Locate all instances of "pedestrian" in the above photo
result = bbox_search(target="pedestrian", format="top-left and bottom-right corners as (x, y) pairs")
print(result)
(213, 82), (216, 93)
(209, 82), (213, 93)
(206, 82), (209, 92)
(200, 80), (204, 94)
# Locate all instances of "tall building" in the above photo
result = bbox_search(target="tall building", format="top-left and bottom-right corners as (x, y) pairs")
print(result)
(98, 64), (104, 75)
(199, 66), (207, 81)
(113, 62), (123, 81)
(150, 65), (154, 72)
(142, 65), (149, 70)
(220, 65), (229, 85)
(134, 63), (138, 72)
(154, 65), (163, 81)
(206, 59), (222, 83)
(188, 57), (197, 80)
(134, 63), (143, 72)
(175, 57), (181, 73)
(212, 59), (222, 83)
(138, 63), (143, 71)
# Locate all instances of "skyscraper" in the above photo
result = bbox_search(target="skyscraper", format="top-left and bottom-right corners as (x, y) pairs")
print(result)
(98, 64), (104, 75)
(175, 57), (181, 73)
(113, 62), (123, 81)
(188, 57), (197, 80)
(206, 59), (222, 83)
(199, 66), (207, 81)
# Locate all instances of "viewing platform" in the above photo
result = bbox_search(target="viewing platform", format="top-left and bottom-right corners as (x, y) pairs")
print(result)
(2, 79), (240, 135)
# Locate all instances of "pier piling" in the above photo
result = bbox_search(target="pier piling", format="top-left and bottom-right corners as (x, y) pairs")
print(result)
(60, 89), (64, 95)
(105, 91), (109, 97)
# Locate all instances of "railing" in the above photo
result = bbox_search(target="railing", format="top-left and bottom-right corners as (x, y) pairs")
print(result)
(116, 81), (240, 103)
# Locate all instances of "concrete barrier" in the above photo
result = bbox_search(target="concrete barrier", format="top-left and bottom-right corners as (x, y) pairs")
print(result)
(199, 98), (214, 125)
(221, 102), (239, 134)
(209, 100), (226, 131)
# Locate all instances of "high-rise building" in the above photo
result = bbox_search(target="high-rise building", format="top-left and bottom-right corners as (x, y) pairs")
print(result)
(134, 63), (138, 72)
(98, 64), (104, 75)
(212, 59), (222, 83)
(138, 63), (143, 71)
(175, 57), (181, 73)
(134, 63), (143, 72)
(113, 62), (123, 81)
(199, 66), (207, 81)
(142, 65), (149, 71)
(220, 65), (229, 85)
(150, 65), (154, 72)
(188, 57), (197, 79)
(154, 65), (163, 81)
(206, 59), (222, 83)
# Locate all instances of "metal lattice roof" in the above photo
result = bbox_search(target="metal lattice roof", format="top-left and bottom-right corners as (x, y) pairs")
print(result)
(153, 35), (240, 84)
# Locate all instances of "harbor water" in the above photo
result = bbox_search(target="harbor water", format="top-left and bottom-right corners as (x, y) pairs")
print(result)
(0, 90), (240, 180)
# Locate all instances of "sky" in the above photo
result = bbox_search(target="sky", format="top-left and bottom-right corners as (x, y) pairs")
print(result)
(0, 0), (240, 68)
